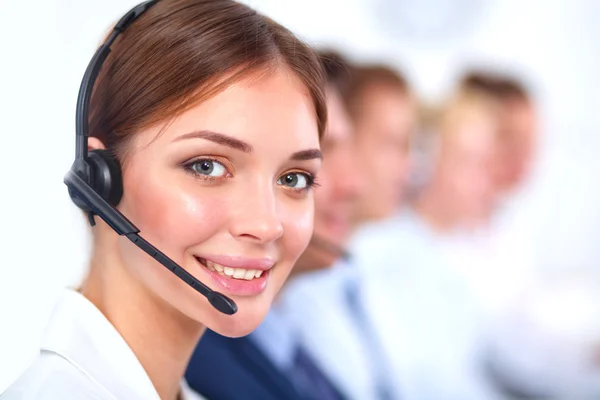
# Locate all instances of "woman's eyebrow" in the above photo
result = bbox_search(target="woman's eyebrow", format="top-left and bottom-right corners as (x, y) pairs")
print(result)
(174, 130), (253, 153)
(175, 130), (321, 161)
(290, 149), (322, 161)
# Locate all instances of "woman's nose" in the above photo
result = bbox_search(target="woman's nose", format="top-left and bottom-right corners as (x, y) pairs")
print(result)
(228, 184), (284, 244)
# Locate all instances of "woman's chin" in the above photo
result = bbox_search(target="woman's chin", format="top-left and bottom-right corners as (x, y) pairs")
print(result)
(204, 300), (269, 338)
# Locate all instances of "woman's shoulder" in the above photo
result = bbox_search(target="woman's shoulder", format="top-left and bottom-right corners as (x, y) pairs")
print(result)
(1, 352), (113, 400)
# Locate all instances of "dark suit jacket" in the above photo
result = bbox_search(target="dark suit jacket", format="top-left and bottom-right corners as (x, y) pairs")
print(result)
(185, 329), (345, 400)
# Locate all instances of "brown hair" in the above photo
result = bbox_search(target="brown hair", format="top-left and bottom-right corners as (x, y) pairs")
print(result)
(342, 64), (409, 119)
(459, 71), (530, 103)
(438, 89), (500, 141)
(317, 49), (351, 92)
(89, 0), (327, 159)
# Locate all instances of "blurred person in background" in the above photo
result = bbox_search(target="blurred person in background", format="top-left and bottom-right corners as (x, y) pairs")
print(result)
(460, 73), (600, 399)
(344, 64), (416, 226)
(348, 87), (506, 400)
(449, 71), (539, 317)
(459, 71), (538, 209)
(412, 89), (500, 232)
(278, 60), (416, 400)
(185, 51), (364, 400)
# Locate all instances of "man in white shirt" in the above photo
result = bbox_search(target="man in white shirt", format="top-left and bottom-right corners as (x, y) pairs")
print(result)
(461, 73), (600, 398)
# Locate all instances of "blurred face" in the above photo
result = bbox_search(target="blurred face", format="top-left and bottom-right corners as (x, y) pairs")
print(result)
(294, 87), (363, 273)
(493, 98), (537, 193)
(436, 108), (497, 221)
(352, 85), (414, 223)
(115, 69), (321, 337)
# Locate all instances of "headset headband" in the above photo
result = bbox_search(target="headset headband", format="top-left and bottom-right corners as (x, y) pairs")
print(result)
(75, 0), (158, 160)
(66, 0), (238, 315)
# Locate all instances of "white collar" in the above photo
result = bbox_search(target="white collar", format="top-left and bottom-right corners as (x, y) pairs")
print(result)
(41, 289), (202, 400)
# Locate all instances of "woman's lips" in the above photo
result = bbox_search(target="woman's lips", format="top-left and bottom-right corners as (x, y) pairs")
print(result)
(194, 256), (272, 297)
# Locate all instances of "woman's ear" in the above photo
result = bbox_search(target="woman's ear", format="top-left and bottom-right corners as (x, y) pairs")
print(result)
(88, 137), (107, 152)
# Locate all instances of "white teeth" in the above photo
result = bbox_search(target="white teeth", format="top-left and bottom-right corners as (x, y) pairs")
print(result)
(199, 259), (267, 280)
(206, 261), (215, 272)
(233, 268), (246, 279)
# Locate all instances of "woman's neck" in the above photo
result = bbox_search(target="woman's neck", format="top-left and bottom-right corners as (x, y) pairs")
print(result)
(82, 236), (205, 400)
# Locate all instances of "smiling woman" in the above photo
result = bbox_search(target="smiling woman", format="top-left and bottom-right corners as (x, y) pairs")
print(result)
(1, 1), (326, 400)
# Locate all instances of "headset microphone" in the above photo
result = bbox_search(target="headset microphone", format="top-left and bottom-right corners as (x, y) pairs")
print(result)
(64, 0), (237, 316)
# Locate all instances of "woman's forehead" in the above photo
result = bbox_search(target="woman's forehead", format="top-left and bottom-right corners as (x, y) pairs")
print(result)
(127, 76), (320, 161)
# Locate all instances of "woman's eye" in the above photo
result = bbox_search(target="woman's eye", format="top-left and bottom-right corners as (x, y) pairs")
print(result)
(190, 159), (227, 177)
(277, 172), (312, 190)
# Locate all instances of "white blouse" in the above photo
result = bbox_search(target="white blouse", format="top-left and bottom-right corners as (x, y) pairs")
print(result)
(0, 289), (205, 400)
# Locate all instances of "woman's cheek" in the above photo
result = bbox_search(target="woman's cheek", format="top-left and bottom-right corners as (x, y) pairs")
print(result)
(126, 172), (226, 250)
(282, 197), (315, 261)
(160, 190), (229, 248)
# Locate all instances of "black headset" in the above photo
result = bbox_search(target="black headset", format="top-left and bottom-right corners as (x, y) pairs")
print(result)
(63, 0), (237, 316)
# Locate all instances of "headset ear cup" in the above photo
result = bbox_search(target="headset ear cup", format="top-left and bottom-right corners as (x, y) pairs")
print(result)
(88, 149), (124, 207)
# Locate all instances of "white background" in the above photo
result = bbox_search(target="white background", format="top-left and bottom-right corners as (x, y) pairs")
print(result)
(1, 0), (599, 391)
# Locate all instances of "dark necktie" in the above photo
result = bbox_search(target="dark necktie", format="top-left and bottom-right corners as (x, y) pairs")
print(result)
(291, 344), (343, 400)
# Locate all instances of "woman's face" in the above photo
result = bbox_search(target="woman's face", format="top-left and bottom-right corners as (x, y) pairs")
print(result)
(116, 69), (321, 337)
